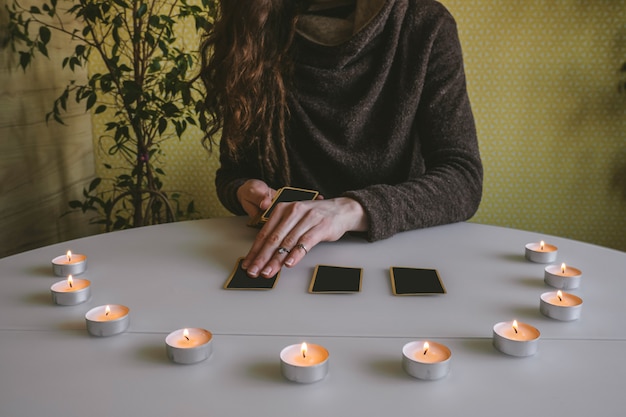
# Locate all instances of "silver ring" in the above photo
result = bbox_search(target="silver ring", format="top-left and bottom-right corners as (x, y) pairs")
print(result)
(295, 243), (308, 255)
(277, 247), (290, 255)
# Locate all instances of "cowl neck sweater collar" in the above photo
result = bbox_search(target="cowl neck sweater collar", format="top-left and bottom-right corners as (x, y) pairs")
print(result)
(297, 0), (388, 46)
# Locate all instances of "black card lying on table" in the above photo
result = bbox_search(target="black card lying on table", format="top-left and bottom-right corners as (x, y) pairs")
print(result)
(224, 258), (279, 290)
(309, 265), (363, 293)
(390, 267), (446, 295)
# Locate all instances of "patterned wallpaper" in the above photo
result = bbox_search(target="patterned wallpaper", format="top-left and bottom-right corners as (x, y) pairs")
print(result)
(443, 0), (626, 251)
(91, 1), (626, 251)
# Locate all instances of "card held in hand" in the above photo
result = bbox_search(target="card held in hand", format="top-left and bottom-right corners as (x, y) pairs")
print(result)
(390, 267), (446, 295)
(309, 265), (362, 293)
(245, 186), (320, 228)
(224, 257), (279, 290)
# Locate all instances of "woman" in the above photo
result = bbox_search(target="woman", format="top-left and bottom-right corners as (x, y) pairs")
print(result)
(200, 0), (483, 278)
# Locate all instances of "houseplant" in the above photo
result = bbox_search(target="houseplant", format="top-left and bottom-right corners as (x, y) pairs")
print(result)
(6, 0), (218, 231)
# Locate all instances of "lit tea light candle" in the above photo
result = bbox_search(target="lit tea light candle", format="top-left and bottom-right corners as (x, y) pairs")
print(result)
(50, 275), (91, 305)
(544, 263), (582, 289)
(165, 328), (213, 364)
(493, 320), (540, 357)
(280, 342), (329, 383)
(540, 290), (583, 321)
(52, 250), (87, 276)
(85, 304), (130, 337)
(525, 241), (558, 263)
(402, 340), (451, 380)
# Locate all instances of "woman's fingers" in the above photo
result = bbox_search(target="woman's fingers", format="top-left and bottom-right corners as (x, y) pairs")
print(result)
(237, 179), (275, 217)
(241, 197), (366, 277)
(242, 201), (310, 277)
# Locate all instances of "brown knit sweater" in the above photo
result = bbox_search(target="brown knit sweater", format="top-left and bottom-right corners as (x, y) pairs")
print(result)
(215, 0), (483, 241)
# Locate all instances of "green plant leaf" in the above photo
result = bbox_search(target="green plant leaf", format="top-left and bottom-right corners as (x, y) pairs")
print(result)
(158, 117), (167, 135)
(89, 177), (102, 192)
(112, 0), (130, 8)
(85, 93), (97, 110)
(148, 15), (160, 27)
(104, 122), (118, 131)
(122, 80), (141, 104)
(161, 102), (179, 117)
(18, 52), (30, 70)
(136, 3), (148, 18)
(36, 42), (49, 57)
(39, 26), (51, 44)
(75, 44), (86, 56)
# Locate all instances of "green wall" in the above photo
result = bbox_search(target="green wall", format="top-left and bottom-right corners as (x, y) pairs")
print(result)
(442, 0), (626, 251)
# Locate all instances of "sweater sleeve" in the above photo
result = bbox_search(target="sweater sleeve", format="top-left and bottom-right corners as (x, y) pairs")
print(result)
(214, 138), (252, 216)
(343, 9), (483, 241)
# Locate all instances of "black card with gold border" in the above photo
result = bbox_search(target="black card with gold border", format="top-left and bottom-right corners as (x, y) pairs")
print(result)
(262, 186), (319, 221)
(248, 186), (320, 227)
(309, 265), (362, 293)
(224, 257), (279, 290)
(390, 267), (446, 295)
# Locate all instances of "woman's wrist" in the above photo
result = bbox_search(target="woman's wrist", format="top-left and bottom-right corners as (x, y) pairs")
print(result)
(336, 197), (369, 233)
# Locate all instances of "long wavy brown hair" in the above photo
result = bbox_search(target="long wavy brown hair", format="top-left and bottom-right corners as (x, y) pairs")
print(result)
(200, 0), (310, 185)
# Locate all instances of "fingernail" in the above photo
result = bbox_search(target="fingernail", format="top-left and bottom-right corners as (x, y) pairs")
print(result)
(261, 266), (272, 277)
(248, 266), (258, 276)
(285, 257), (294, 267)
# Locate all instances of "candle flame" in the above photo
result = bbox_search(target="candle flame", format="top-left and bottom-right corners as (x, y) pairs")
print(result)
(423, 342), (430, 355)
(557, 290), (563, 302)
(512, 320), (519, 334)
(105, 305), (111, 316)
(67, 275), (74, 288)
(183, 328), (190, 341)
(540, 241), (545, 250)
(66, 250), (72, 262)
(301, 342), (308, 359)
(561, 263), (567, 274)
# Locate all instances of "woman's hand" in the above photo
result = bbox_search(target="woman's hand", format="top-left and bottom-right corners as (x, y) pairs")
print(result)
(241, 197), (369, 278)
(236, 179), (276, 218)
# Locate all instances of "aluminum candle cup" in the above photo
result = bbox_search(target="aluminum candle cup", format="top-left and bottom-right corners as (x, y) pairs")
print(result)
(50, 277), (91, 306)
(52, 252), (87, 276)
(544, 264), (582, 289)
(540, 291), (583, 321)
(525, 242), (558, 263)
(493, 321), (540, 357)
(280, 343), (329, 383)
(166, 328), (213, 364)
(85, 305), (130, 337)
(402, 341), (451, 380)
